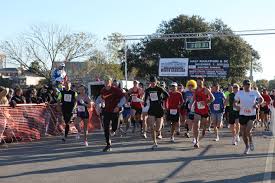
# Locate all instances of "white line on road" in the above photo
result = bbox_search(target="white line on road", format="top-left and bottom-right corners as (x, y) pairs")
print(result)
(263, 138), (275, 183)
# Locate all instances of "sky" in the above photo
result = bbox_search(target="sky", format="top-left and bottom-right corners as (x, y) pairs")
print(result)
(0, 0), (275, 80)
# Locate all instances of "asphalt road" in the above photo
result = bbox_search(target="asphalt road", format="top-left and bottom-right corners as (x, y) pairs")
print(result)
(0, 128), (274, 183)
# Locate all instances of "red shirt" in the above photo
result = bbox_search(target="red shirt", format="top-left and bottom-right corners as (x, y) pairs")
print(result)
(129, 87), (143, 109)
(100, 86), (124, 113)
(262, 94), (271, 106)
(194, 88), (210, 115)
(167, 91), (183, 110)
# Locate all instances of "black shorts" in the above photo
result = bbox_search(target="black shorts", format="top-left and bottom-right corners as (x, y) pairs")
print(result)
(229, 110), (239, 124)
(131, 106), (142, 115)
(167, 111), (180, 123)
(77, 112), (89, 119)
(225, 106), (231, 113)
(260, 106), (270, 114)
(63, 112), (73, 124)
(148, 106), (164, 118)
(239, 115), (256, 126)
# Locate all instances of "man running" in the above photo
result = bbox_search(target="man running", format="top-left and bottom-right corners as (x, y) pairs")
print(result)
(227, 84), (241, 145)
(128, 80), (144, 134)
(166, 82), (184, 142)
(260, 88), (271, 131)
(210, 83), (226, 142)
(234, 80), (263, 154)
(144, 76), (169, 150)
(100, 76), (125, 152)
(58, 82), (77, 143)
(75, 84), (92, 147)
(192, 77), (215, 148)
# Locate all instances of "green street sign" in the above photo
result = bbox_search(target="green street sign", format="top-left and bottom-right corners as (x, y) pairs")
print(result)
(186, 41), (211, 50)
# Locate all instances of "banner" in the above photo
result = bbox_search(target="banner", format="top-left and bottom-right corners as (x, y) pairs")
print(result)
(188, 59), (229, 78)
(159, 58), (188, 77)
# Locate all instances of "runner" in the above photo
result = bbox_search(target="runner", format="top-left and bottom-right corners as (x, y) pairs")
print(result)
(100, 76), (125, 152)
(166, 82), (184, 142)
(227, 84), (241, 145)
(260, 88), (271, 131)
(224, 85), (233, 128)
(210, 83), (226, 142)
(144, 76), (169, 150)
(74, 84), (92, 146)
(234, 80), (263, 154)
(128, 80), (144, 134)
(58, 82), (78, 143)
(192, 77), (215, 148)
(178, 84), (185, 136)
(183, 80), (197, 139)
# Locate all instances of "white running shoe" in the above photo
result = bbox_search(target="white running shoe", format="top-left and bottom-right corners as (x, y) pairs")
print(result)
(81, 141), (89, 147)
(170, 137), (175, 143)
(76, 133), (80, 140)
(214, 136), (220, 142)
(192, 138), (196, 145)
(232, 137), (237, 145)
(157, 134), (162, 139)
(244, 147), (250, 154)
(110, 131), (116, 137)
(249, 143), (255, 151)
(142, 133), (147, 139)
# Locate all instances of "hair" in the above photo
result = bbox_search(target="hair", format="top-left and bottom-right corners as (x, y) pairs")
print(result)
(196, 77), (204, 81)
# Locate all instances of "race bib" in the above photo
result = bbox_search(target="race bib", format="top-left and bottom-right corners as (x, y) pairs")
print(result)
(213, 104), (220, 111)
(170, 109), (178, 115)
(197, 101), (206, 110)
(64, 94), (72, 102)
(132, 95), (138, 102)
(78, 106), (85, 112)
(150, 92), (158, 101)
(244, 108), (252, 115)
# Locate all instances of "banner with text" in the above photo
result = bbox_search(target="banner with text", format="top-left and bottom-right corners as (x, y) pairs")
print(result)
(188, 59), (229, 78)
(159, 58), (189, 77)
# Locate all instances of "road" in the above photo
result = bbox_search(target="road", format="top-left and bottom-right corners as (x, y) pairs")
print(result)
(0, 128), (274, 183)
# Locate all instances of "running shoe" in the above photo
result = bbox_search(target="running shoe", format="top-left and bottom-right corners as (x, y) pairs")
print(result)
(142, 133), (147, 139)
(185, 132), (190, 138)
(110, 131), (116, 137)
(170, 137), (175, 143)
(157, 134), (163, 139)
(81, 141), (89, 147)
(232, 137), (237, 145)
(249, 143), (255, 151)
(192, 138), (196, 145)
(151, 144), (158, 150)
(214, 136), (220, 142)
(103, 145), (112, 152)
(62, 138), (66, 143)
(236, 135), (241, 142)
(243, 147), (250, 154)
(194, 143), (200, 148)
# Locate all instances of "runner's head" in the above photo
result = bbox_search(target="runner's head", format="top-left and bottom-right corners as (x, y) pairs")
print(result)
(211, 83), (219, 92)
(160, 81), (166, 88)
(112, 80), (118, 88)
(228, 85), (233, 93)
(243, 79), (251, 91)
(103, 75), (112, 87)
(64, 82), (71, 91)
(133, 80), (139, 87)
(186, 80), (197, 90)
(14, 87), (23, 96)
(196, 77), (204, 88)
(138, 82), (144, 89)
(262, 88), (268, 95)
(78, 84), (86, 95)
(170, 82), (178, 92)
(233, 83), (240, 93)
(149, 76), (157, 87)
(178, 84), (184, 92)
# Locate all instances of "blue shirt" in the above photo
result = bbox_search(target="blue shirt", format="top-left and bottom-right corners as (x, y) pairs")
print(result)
(210, 91), (225, 113)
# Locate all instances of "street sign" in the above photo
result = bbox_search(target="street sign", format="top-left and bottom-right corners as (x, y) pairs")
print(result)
(185, 41), (211, 50)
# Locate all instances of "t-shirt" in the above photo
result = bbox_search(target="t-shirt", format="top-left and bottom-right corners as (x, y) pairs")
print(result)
(210, 91), (225, 113)
(234, 90), (261, 116)
(100, 86), (124, 113)
(261, 94), (271, 107)
(229, 92), (239, 111)
(224, 91), (231, 107)
(10, 95), (26, 105)
(167, 91), (183, 111)
(144, 86), (169, 109)
(59, 90), (77, 112)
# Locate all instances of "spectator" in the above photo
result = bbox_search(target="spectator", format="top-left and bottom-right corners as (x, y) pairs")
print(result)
(0, 86), (9, 105)
(10, 87), (26, 107)
(26, 88), (41, 104)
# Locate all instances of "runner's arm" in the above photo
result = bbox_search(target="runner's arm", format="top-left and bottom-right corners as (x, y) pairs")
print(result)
(205, 88), (215, 104)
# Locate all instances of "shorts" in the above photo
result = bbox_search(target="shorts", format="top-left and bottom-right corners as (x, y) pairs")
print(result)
(239, 115), (256, 126)
(188, 113), (195, 120)
(122, 107), (131, 118)
(211, 113), (223, 124)
(148, 106), (164, 118)
(228, 110), (239, 124)
(194, 113), (209, 120)
(131, 106), (142, 115)
(225, 106), (231, 113)
(62, 112), (73, 124)
(167, 111), (180, 123)
(179, 109), (187, 116)
(260, 106), (270, 114)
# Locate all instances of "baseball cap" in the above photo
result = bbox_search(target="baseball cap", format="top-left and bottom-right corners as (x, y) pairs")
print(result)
(149, 76), (157, 82)
(60, 63), (65, 67)
(243, 79), (251, 85)
(170, 82), (178, 87)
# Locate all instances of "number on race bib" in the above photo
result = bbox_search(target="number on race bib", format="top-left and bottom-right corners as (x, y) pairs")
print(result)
(244, 108), (252, 114)
(150, 92), (158, 101)
(64, 94), (72, 102)
(213, 104), (220, 111)
(78, 106), (85, 112)
(197, 101), (206, 110)
(132, 95), (138, 102)
(170, 109), (177, 115)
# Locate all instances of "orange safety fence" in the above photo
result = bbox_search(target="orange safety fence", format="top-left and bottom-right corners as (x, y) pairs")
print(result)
(0, 103), (101, 143)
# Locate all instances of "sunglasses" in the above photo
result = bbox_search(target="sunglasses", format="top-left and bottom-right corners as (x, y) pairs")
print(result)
(188, 85), (194, 87)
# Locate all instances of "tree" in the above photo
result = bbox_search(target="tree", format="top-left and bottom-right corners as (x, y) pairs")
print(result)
(268, 79), (275, 90)
(0, 24), (96, 80)
(256, 79), (269, 89)
(125, 15), (261, 83)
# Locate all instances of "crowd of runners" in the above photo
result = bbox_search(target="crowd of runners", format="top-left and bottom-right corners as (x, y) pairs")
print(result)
(1, 75), (274, 155)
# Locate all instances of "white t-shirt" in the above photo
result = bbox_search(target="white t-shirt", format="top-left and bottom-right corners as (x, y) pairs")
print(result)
(234, 90), (261, 116)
